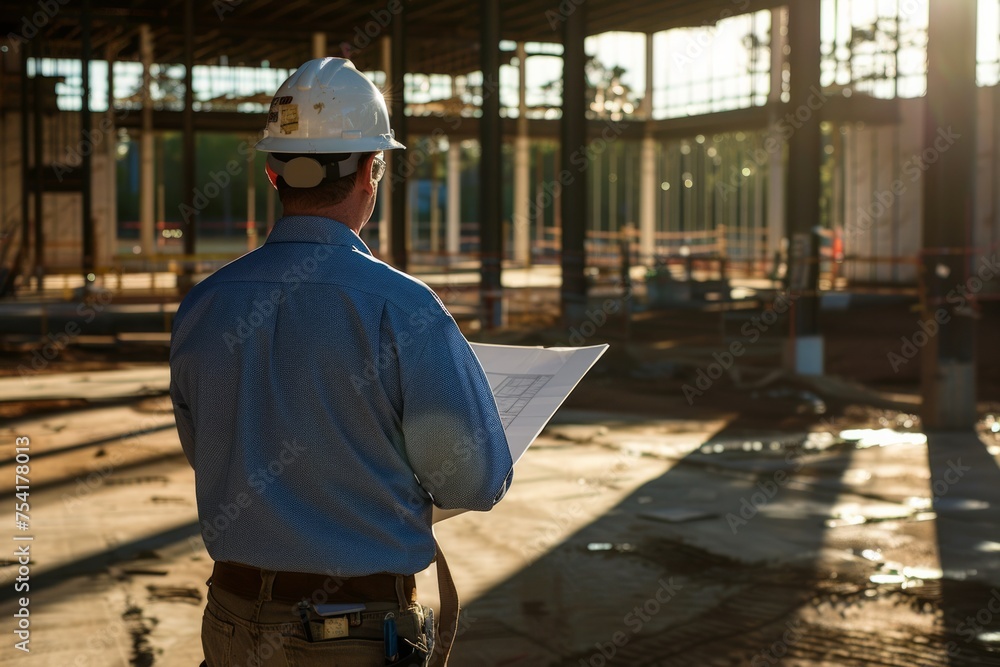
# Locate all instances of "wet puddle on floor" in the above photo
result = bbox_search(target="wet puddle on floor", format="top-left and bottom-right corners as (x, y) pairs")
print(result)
(585, 542), (636, 554)
(825, 500), (933, 528)
(839, 428), (928, 448)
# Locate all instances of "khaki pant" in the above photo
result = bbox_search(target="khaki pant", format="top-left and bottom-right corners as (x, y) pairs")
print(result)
(201, 571), (424, 667)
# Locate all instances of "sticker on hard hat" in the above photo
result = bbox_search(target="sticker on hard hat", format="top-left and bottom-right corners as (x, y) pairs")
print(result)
(268, 96), (293, 123)
(279, 104), (300, 134)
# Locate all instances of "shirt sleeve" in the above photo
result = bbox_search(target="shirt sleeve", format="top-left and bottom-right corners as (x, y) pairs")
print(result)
(398, 316), (514, 512)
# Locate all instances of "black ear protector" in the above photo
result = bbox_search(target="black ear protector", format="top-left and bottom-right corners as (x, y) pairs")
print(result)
(265, 153), (363, 189)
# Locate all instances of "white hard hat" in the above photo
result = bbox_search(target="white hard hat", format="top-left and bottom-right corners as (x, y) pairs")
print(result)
(255, 57), (405, 154)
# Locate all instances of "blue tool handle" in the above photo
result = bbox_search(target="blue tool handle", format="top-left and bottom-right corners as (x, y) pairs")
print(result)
(383, 616), (398, 662)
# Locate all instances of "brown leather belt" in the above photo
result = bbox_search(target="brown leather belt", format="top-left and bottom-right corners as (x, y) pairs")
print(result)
(211, 560), (416, 605)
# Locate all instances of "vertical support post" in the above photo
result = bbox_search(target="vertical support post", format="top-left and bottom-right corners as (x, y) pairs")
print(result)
(785, 0), (823, 375)
(156, 134), (165, 234)
(921, 0), (978, 430)
(446, 139), (461, 257)
(639, 137), (656, 263)
(140, 24), (155, 257)
(177, 0), (198, 293)
(479, 0), (502, 328)
(379, 36), (392, 258)
(104, 42), (119, 268)
(182, 0), (196, 271)
(407, 179), (417, 253)
(81, 0), (94, 286)
(430, 149), (440, 254)
(19, 42), (31, 288)
(312, 32), (327, 59)
(513, 42), (531, 266)
(390, 12), (407, 271)
(31, 41), (44, 290)
(767, 7), (788, 276)
(639, 31), (656, 264)
(561, 0), (587, 324)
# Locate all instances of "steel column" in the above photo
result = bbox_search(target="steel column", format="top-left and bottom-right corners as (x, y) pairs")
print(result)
(31, 40), (43, 290)
(479, 0), (502, 328)
(18, 42), (30, 289)
(513, 41), (531, 266)
(785, 0), (823, 374)
(561, 1), (588, 323)
(182, 0), (196, 264)
(81, 0), (94, 284)
(446, 140), (461, 257)
(921, 0), (978, 429)
(390, 9), (408, 271)
(140, 24), (155, 256)
(638, 30), (656, 263)
(767, 7), (788, 270)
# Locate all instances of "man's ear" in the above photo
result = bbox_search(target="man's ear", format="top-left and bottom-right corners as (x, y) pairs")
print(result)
(359, 152), (378, 195)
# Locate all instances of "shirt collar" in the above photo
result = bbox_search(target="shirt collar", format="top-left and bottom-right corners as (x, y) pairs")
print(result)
(265, 216), (372, 256)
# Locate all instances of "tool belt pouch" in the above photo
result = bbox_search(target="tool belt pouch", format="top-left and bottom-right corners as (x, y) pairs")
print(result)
(387, 643), (428, 666)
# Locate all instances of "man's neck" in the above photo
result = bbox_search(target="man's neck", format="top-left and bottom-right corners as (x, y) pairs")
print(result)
(282, 209), (363, 234)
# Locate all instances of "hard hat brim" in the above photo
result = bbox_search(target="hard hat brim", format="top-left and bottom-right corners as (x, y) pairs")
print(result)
(254, 135), (405, 154)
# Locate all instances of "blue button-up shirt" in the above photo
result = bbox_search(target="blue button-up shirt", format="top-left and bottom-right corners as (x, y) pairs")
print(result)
(170, 216), (513, 576)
